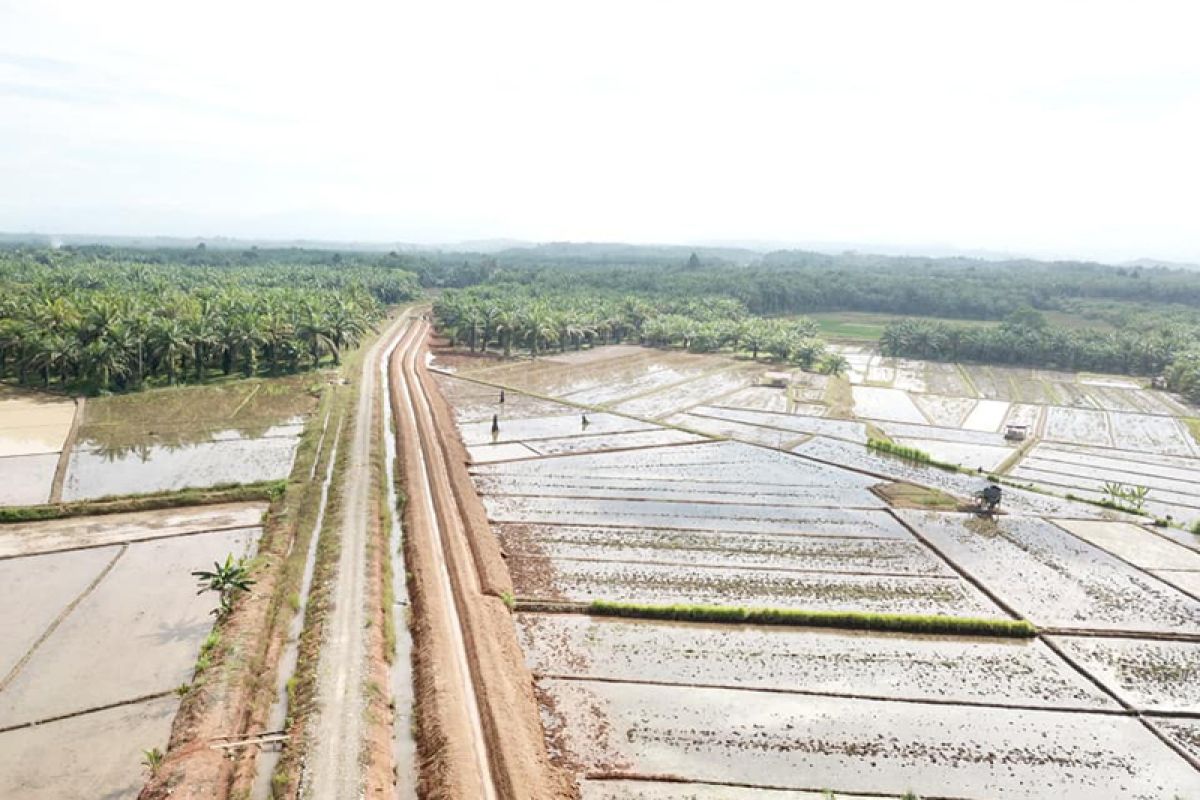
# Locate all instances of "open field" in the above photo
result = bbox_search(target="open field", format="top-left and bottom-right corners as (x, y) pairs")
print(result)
(0, 503), (264, 799)
(430, 342), (1200, 798)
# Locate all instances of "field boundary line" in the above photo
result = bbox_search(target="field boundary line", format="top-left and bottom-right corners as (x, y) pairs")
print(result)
(885, 509), (1027, 622)
(469, 436), (721, 467)
(1045, 519), (1200, 605)
(1040, 635), (1200, 771)
(0, 522), (263, 561)
(0, 543), (125, 692)
(1041, 627), (1200, 643)
(49, 395), (85, 503)
(536, 673), (1126, 716)
(1023, 451), (1200, 489)
(0, 689), (176, 734)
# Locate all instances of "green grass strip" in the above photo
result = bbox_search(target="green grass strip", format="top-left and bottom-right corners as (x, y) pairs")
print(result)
(0, 480), (285, 524)
(588, 600), (1036, 638)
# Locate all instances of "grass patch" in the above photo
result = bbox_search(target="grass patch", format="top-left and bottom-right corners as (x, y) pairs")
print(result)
(875, 481), (960, 510)
(0, 481), (285, 524)
(867, 437), (965, 473)
(588, 600), (1036, 638)
(1184, 418), (1200, 447)
(822, 374), (854, 419)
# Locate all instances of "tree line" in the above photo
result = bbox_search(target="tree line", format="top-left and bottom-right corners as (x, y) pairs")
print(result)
(878, 311), (1197, 377)
(432, 286), (844, 372)
(0, 251), (420, 393)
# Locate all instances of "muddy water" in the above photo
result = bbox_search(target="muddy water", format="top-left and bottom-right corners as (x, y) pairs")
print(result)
(851, 386), (926, 424)
(542, 679), (1198, 798)
(613, 366), (761, 419)
(527, 428), (704, 456)
(457, 412), (653, 446)
(483, 495), (911, 539)
(475, 473), (882, 509)
(62, 435), (300, 500)
(252, 417), (341, 800)
(688, 406), (869, 443)
(0, 390), (75, 458)
(579, 779), (891, 799)
(499, 524), (952, 575)
(380, 335), (418, 800)
(0, 546), (118, 679)
(512, 557), (1002, 617)
(900, 510), (1200, 633)
(0, 452), (59, 505)
(0, 527), (256, 728)
(517, 614), (1115, 709)
(1051, 635), (1200, 713)
(1044, 406), (1112, 447)
(0, 693), (178, 800)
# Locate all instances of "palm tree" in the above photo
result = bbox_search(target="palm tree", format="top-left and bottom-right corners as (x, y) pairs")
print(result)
(151, 319), (189, 386)
(522, 305), (558, 359)
(820, 353), (850, 376)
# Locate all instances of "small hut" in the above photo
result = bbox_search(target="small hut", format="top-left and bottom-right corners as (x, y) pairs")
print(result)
(1004, 424), (1029, 442)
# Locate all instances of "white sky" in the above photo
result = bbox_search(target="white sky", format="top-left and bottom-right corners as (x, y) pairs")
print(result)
(1, 1), (1198, 261)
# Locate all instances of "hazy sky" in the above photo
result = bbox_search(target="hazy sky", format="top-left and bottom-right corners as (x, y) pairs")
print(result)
(1, 1), (1198, 261)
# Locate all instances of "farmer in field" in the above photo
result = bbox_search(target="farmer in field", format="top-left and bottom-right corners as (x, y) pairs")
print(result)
(976, 483), (1002, 512)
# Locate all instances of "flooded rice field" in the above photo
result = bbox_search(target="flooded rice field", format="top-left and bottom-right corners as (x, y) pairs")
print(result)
(579, 781), (893, 800)
(52, 376), (318, 502)
(0, 504), (263, 799)
(687, 406), (869, 443)
(891, 438), (1013, 472)
(0, 452), (61, 505)
(512, 557), (1003, 616)
(899, 510), (1200, 633)
(499, 524), (951, 575)
(850, 386), (926, 424)
(1052, 519), (1200, 572)
(540, 679), (1197, 799)
(475, 472), (882, 508)
(0, 694), (179, 800)
(459, 412), (655, 446)
(613, 365), (763, 419)
(0, 388), (78, 505)
(0, 388), (75, 457)
(517, 614), (1113, 709)
(434, 344), (1200, 797)
(483, 495), (911, 538)
(433, 375), (574, 422)
(474, 440), (879, 489)
(62, 434), (301, 500)
(1050, 636), (1200, 712)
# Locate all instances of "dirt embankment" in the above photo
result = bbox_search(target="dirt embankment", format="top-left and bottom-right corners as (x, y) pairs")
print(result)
(395, 321), (577, 800)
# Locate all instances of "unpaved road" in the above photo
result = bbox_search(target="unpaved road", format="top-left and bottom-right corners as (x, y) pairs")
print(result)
(392, 316), (498, 799)
(302, 314), (411, 799)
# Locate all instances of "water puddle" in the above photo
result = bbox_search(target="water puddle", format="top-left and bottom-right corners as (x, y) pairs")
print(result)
(381, 331), (418, 799)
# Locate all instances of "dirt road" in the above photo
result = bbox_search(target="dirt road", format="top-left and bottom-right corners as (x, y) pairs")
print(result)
(392, 316), (498, 799)
(301, 314), (411, 799)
